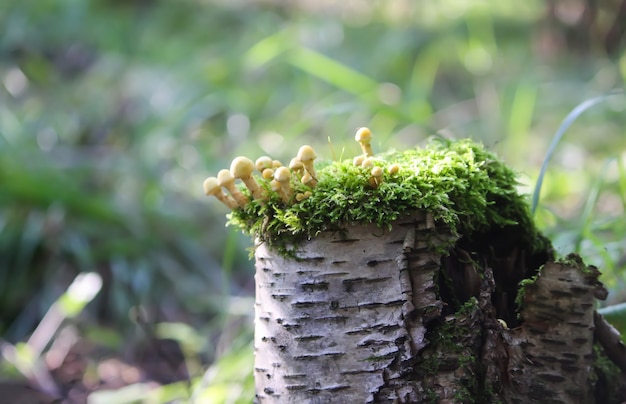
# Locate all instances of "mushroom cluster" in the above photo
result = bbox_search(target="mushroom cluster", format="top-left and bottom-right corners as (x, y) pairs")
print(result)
(203, 127), (397, 209)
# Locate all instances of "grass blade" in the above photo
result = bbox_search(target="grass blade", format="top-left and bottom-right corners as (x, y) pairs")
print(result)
(531, 91), (624, 214)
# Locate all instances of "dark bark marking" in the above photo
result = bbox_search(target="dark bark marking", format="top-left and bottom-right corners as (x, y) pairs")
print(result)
(366, 259), (393, 267)
(293, 352), (345, 360)
(313, 315), (348, 322)
(282, 374), (307, 379)
(285, 384), (307, 391)
(294, 335), (323, 341)
(538, 372), (566, 383)
(300, 281), (330, 292)
(291, 300), (327, 308)
(357, 300), (404, 309)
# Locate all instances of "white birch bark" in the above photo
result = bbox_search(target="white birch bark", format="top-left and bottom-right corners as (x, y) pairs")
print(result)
(253, 212), (454, 403)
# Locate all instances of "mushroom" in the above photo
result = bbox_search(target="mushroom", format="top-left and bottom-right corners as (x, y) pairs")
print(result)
(230, 156), (263, 200)
(388, 163), (400, 175)
(301, 171), (317, 187)
(295, 190), (313, 202)
(203, 177), (238, 209)
(289, 158), (305, 179)
(273, 167), (292, 203)
(355, 127), (373, 157)
(353, 155), (364, 167)
(361, 157), (375, 169)
(272, 160), (283, 168)
(262, 168), (275, 180)
(369, 166), (384, 188)
(297, 145), (317, 178)
(255, 156), (273, 173)
(217, 169), (249, 207)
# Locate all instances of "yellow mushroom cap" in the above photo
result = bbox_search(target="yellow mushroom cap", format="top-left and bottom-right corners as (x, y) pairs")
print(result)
(388, 163), (400, 175)
(301, 172), (314, 186)
(289, 158), (304, 172)
(216, 169), (234, 186)
(371, 166), (383, 177)
(262, 168), (275, 180)
(230, 156), (255, 179)
(297, 145), (317, 163)
(255, 156), (273, 172)
(203, 177), (221, 196)
(274, 166), (291, 183)
(361, 157), (375, 169)
(355, 127), (372, 143)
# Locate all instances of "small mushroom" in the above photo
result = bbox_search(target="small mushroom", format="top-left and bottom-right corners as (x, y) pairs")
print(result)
(369, 166), (384, 188)
(230, 156), (263, 200)
(301, 171), (317, 187)
(262, 168), (275, 180)
(361, 157), (375, 169)
(272, 160), (283, 168)
(355, 127), (373, 157)
(353, 155), (364, 167)
(297, 145), (317, 178)
(273, 167), (292, 203)
(217, 169), (249, 207)
(289, 158), (305, 179)
(203, 177), (238, 209)
(295, 190), (313, 202)
(255, 156), (273, 173)
(388, 163), (400, 175)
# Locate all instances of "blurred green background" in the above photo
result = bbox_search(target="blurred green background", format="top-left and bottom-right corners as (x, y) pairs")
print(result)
(0, 0), (625, 401)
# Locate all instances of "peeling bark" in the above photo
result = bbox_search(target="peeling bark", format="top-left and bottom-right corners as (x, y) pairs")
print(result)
(253, 213), (626, 403)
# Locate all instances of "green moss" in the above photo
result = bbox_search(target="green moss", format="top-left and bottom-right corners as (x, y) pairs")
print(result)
(515, 273), (539, 311)
(227, 138), (544, 254)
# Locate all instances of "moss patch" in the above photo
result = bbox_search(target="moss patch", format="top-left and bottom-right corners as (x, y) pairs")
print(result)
(228, 138), (545, 254)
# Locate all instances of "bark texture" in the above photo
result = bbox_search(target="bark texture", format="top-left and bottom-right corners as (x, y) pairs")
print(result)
(253, 213), (626, 403)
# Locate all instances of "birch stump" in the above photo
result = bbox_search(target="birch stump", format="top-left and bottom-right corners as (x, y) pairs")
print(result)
(253, 214), (626, 403)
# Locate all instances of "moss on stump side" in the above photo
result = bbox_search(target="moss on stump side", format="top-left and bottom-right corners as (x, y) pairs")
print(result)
(227, 137), (550, 257)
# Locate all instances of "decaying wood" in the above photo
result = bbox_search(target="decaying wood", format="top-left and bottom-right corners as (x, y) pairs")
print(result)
(253, 213), (626, 403)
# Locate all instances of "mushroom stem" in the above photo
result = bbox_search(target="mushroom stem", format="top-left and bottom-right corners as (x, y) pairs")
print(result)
(230, 156), (263, 200)
(217, 169), (249, 207)
(369, 166), (384, 188)
(273, 167), (292, 203)
(203, 177), (239, 209)
(355, 127), (373, 157)
(270, 180), (288, 203)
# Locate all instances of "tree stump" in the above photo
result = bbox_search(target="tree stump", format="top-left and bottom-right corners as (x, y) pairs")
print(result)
(253, 214), (626, 403)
